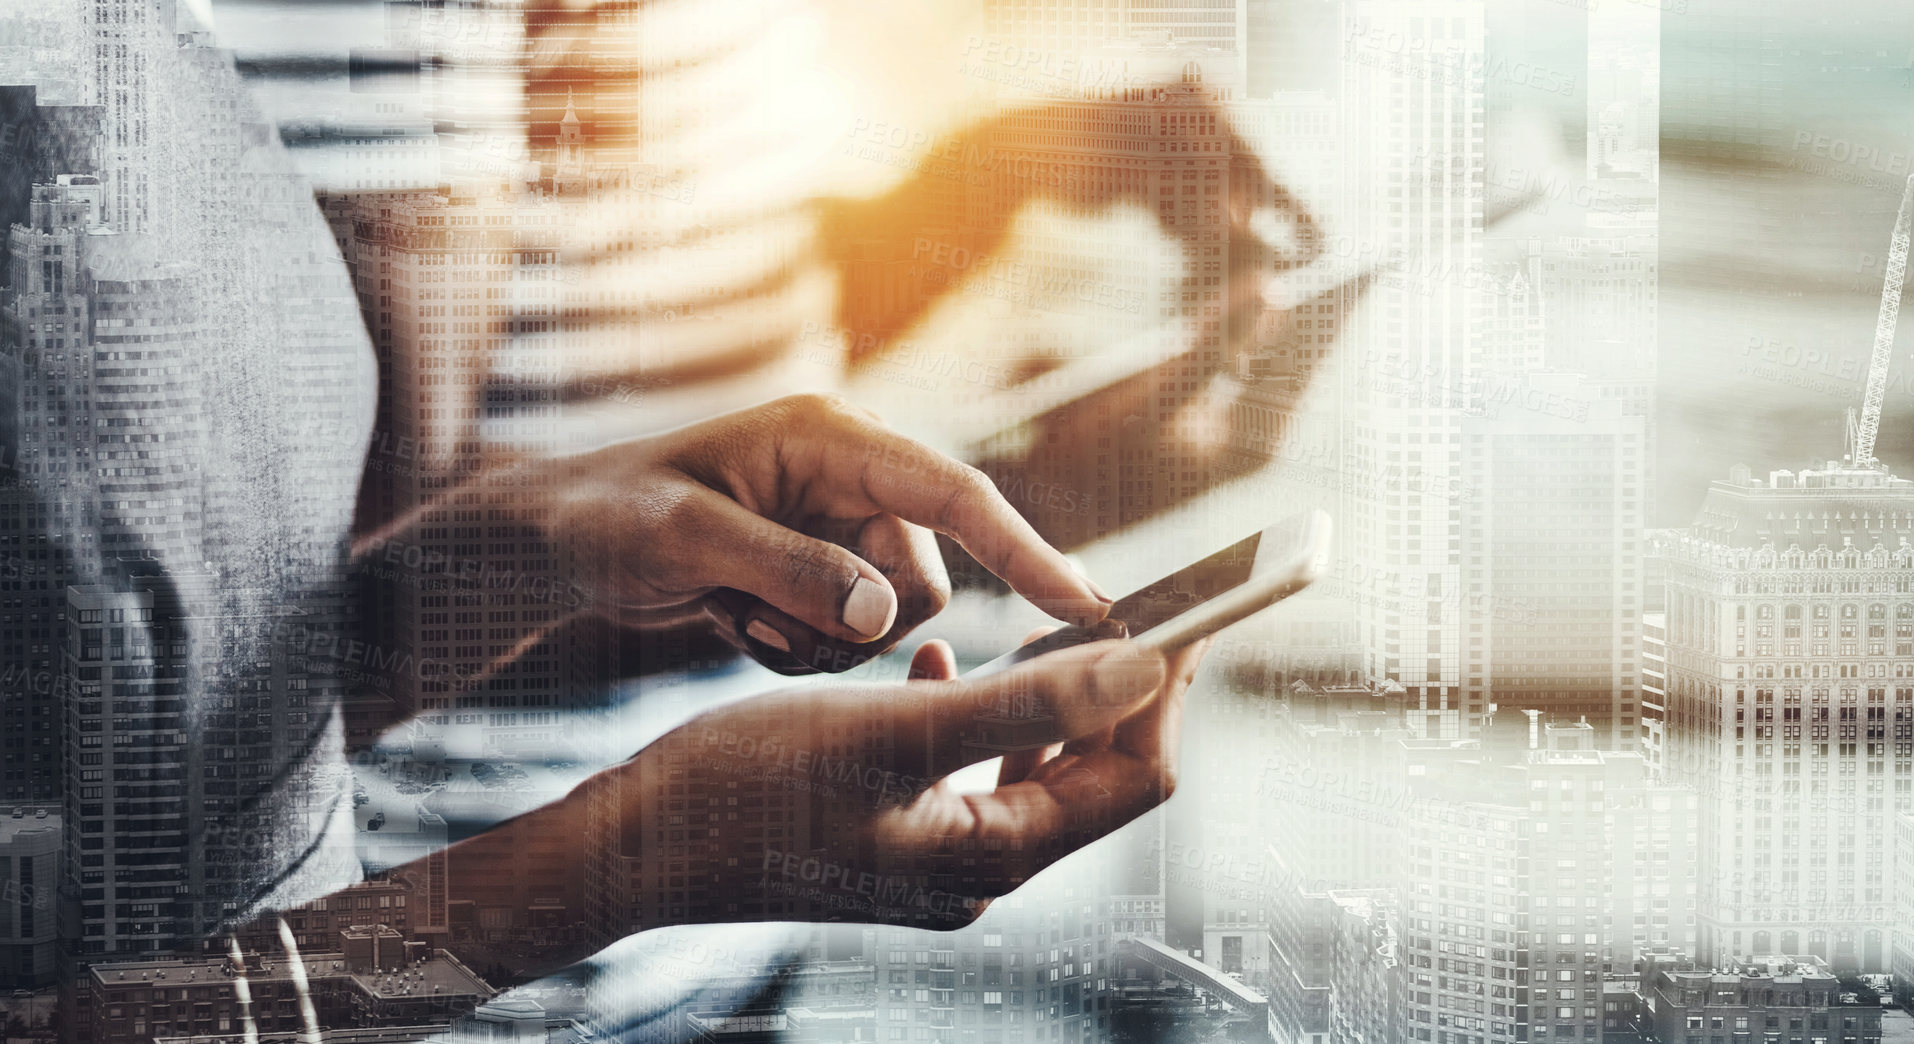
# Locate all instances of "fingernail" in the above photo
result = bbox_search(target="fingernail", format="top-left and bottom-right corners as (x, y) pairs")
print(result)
(842, 576), (895, 639)
(746, 619), (791, 653)
(1065, 556), (1114, 606)
(1090, 646), (1165, 708)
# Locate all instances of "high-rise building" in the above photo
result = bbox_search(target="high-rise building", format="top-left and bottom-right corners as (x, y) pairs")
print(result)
(338, 188), (580, 750)
(0, 168), (98, 807)
(1260, 688), (1421, 894)
(3, 169), (210, 965)
(1392, 719), (1695, 1044)
(1260, 679), (1697, 1044)
(1336, 0), (1490, 733)
(1265, 875), (1336, 1044)
(1643, 610), (1668, 773)
(1462, 371), (1646, 746)
(2, 21), (373, 1037)
(1394, 733), (1532, 1044)
(59, 582), (193, 961)
(979, 1), (1243, 73)
(1482, 0), (1588, 174)
(1636, 951), (1885, 1044)
(1893, 811), (1914, 989)
(1229, 89), (1345, 303)
(1323, 889), (1399, 1044)
(1659, 462), (1914, 972)
(14, 167), (363, 975)
(1124, 1), (1244, 52)
(1335, 0), (1658, 752)
(81, 0), (163, 234)
(981, 0), (1125, 66)
(1243, 0), (1339, 99)
(1528, 236), (1658, 382)
(870, 884), (1144, 1044)
(0, 805), (59, 987)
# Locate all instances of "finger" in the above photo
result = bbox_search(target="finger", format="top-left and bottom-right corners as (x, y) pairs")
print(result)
(674, 488), (901, 643)
(1162, 635), (1212, 692)
(1052, 634), (1208, 775)
(996, 743), (1059, 786)
(1018, 743), (1173, 839)
(905, 649), (1197, 883)
(908, 639), (957, 681)
(854, 514), (952, 635)
(726, 599), (827, 675)
(996, 625), (1064, 784)
(1109, 635), (1210, 760)
(901, 640), (1166, 780)
(737, 514), (952, 673)
(798, 415), (1112, 627)
(999, 628), (1183, 767)
(874, 741), (1169, 890)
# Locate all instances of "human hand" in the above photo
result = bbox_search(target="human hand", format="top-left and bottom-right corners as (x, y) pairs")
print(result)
(545, 393), (1111, 672)
(590, 631), (1206, 929)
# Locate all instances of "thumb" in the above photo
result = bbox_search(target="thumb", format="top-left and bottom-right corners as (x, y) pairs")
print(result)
(689, 490), (899, 643)
(913, 641), (1166, 777)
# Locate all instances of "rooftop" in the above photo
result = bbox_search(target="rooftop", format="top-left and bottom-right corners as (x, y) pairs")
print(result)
(1651, 954), (1882, 1004)
(90, 949), (491, 1000)
(1689, 463), (1914, 549)
(154, 1028), (465, 1044)
(0, 806), (58, 845)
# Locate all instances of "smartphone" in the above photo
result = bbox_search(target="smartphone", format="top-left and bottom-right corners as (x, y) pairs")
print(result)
(963, 508), (1332, 678)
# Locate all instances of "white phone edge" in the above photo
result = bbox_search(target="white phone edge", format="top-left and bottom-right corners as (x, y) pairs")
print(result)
(1131, 509), (1333, 655)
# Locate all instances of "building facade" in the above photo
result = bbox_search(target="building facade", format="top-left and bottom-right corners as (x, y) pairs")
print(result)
(1660, 464), (1914, 971)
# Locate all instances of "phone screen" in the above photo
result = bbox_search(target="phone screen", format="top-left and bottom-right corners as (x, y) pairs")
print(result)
(963, 509), (1328, 678)
(1100, 531), (1262, 636)
(964, 527), (1275, 679)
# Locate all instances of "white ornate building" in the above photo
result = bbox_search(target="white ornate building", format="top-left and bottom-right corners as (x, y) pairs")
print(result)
(1660, 462), (1914, 972)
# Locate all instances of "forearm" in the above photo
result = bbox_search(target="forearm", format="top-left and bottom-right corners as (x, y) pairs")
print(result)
(224, 786), (604, 1034)
(349, 449), (595, 708)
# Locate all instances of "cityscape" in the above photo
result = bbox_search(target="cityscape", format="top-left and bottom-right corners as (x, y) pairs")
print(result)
(1, 0), (1913, 1042)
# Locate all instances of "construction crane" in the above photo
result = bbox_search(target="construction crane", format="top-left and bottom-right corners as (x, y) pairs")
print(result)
(1847, 172), (1914, 470)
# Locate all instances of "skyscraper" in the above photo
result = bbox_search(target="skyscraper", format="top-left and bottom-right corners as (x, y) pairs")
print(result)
(1264, 705), (1695, 1044)
(1, 16), (373, 1034)
(1660, 462), (1914, 972)
(1336, 0), (1491, 733)
(870, 885), (1134, 1044)
(82, 0), (164, 234)
(0, 162), (98, 807)
(0, 806), (59, 987)
(340, 188), (577, 751)
(1462, 371), (1646, 745)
